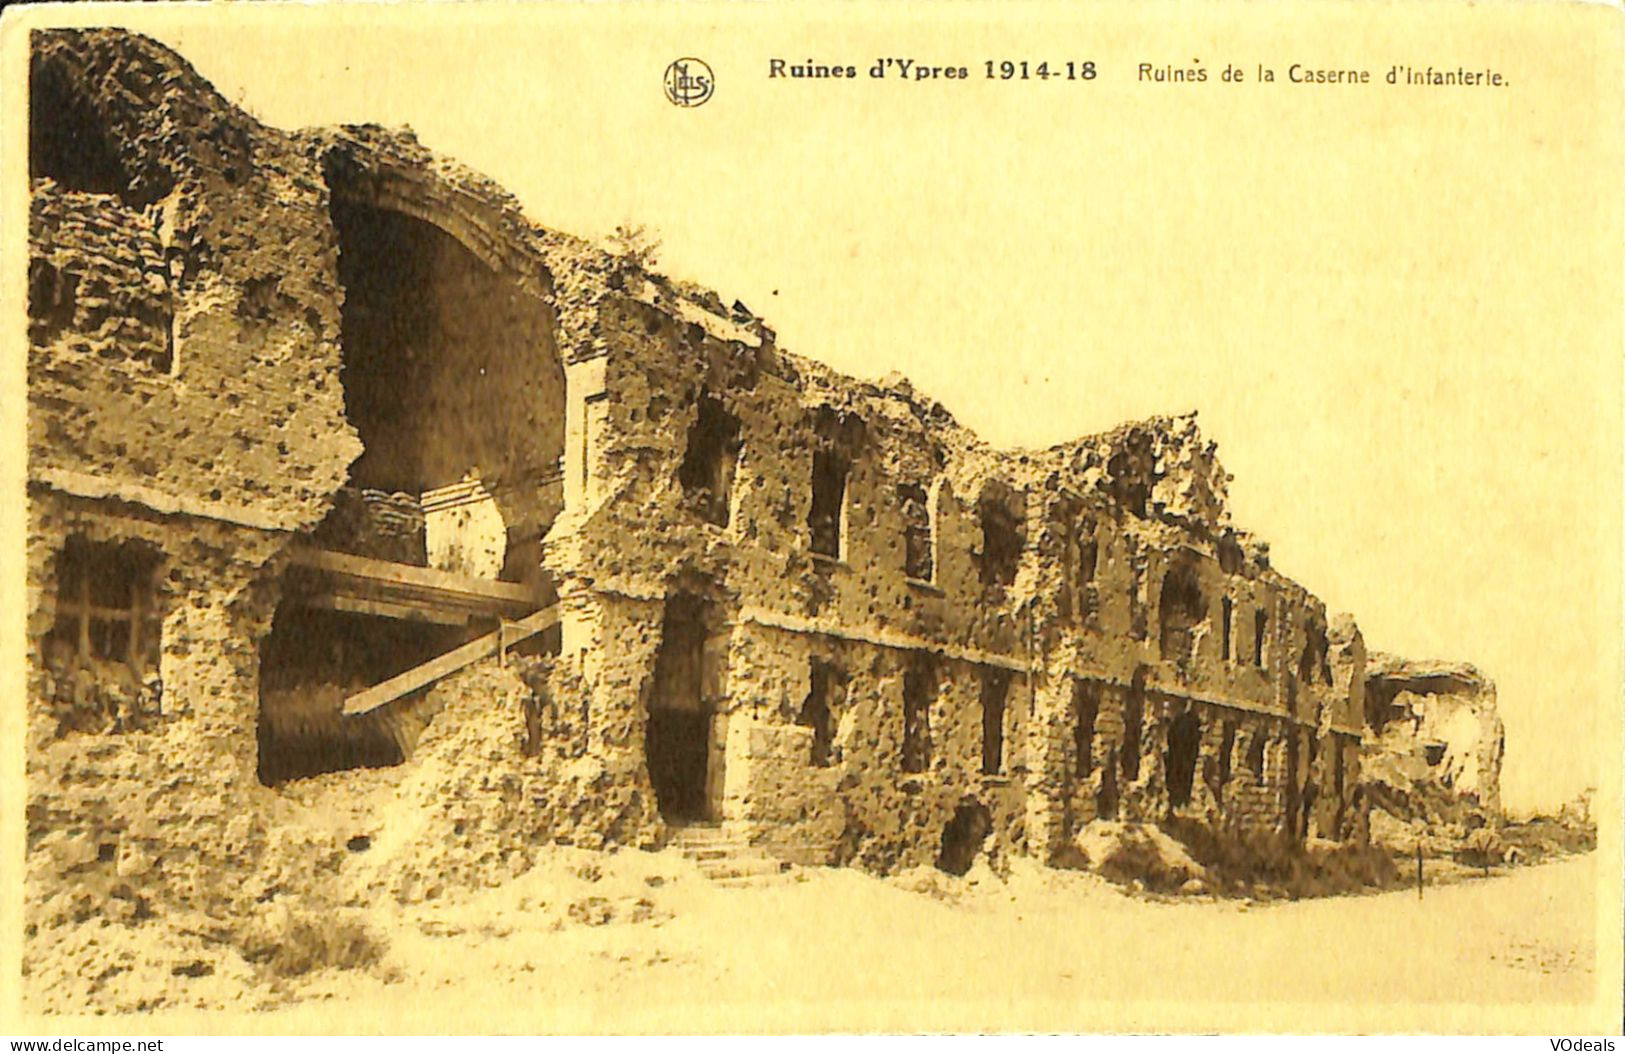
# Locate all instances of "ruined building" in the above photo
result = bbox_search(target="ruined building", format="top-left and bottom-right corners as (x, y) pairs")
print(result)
(1361, 654), (1505, 851)
(26, 28), (1375, 930)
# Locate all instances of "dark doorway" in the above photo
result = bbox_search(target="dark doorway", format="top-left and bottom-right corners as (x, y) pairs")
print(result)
(979, 668), (1011, 776)
(936, 799), (993, 876)
(1284, 730), (1301, 839)
(1073, 679), (1100, 778)
(1097, 750), (1120, 820)
(647, 593), (714, 821)
(646, 709), (710, 820)
(1122, 670), (1146, 782)
(1165, 708), (1202, 808)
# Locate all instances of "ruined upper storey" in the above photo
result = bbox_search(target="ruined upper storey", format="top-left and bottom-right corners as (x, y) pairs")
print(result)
(29, 28), (356, 531)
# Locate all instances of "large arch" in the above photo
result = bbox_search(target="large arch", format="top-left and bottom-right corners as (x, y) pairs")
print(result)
(317, 143), (569, 583)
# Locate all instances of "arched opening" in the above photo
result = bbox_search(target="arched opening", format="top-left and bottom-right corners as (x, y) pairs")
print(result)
(936, 799), (993, 876)
(806, 407), (864, 559)
(976, 480), (1024, 589)
(255, 159), (569, 783)
(316, 156), (566, 588)
(808, 448), (851, 557)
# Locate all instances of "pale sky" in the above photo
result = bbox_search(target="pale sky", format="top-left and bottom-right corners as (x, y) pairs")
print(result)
(40, 3), (1622, 811)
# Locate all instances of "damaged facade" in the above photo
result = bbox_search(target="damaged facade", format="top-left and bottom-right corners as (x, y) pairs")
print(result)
(27, 27), (1391, 934)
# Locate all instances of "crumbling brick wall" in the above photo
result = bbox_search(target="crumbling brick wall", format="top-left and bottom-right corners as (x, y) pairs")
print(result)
(715, 622), (1031, 870)
(29, 186), (172, 372)
(1007, 452), (1367, 856)
(536, 286), (1044, 870)
(28, 25), (610, 821)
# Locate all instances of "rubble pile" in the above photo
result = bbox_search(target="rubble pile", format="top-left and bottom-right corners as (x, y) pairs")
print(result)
(1361, 653), (1505, 856)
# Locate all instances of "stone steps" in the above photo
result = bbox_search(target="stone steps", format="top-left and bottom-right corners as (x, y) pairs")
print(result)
(669, 824), (793, 887)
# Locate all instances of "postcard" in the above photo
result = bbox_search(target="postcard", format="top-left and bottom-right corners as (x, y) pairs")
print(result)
(2, 0), (1620, 1036)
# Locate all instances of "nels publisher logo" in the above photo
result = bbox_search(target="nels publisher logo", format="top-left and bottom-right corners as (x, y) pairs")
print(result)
(664, 57), (714, 107)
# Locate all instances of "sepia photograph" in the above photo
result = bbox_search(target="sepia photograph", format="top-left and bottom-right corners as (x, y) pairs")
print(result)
(2, 0), (1620, 1036)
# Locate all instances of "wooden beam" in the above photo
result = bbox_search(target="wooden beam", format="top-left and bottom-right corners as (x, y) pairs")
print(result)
(288, 547), (539, 606)
(306, 593), (470, 627)
(341, 604), (559, 716)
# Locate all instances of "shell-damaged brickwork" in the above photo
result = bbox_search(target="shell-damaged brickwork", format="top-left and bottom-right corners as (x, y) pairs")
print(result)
(26, 28), (1459, 989)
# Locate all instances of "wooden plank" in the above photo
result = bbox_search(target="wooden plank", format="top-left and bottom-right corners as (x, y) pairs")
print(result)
(289, 546), (539, 605)
(341, 604), (559, 716)
(308, 593), (470, 627)
(322, 576), (535, 620)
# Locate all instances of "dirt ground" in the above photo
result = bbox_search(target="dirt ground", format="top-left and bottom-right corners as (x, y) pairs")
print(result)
(125, 846), (1594, 1034)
